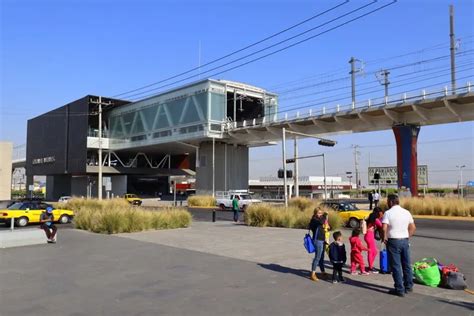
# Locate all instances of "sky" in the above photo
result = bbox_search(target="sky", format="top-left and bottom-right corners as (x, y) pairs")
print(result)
(1, 0), (473, 186)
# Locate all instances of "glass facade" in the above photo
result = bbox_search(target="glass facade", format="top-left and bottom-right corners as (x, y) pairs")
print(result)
(106, 80), (277, 149)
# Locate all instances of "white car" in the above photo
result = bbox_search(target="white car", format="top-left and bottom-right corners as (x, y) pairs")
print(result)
(58, 196), (72, 203)
(216, 191), (261, 210)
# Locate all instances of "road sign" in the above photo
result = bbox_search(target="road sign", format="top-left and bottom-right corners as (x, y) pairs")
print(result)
(467, 181), (474, 187)
(368, 165), (428, 186)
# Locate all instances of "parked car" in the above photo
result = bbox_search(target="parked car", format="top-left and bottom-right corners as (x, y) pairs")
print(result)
(320, 201), (371, 228)
(58, 196), (72, 203)
(216, 191), (261, 210)
(0, 201), (74, 227)
(124, 194), (142, 206)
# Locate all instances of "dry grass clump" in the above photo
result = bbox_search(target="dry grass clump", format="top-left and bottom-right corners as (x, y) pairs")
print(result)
(244, 203), (343, 230)
(378, 197), (473, 217)
(288, 197), (317, 211)
(66, 198), (191, 234)
(187, 195), (216, 207)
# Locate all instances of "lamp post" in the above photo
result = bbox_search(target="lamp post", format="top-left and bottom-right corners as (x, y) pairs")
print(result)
(456, 165), (466, 198)
(281, 129), (336, 206)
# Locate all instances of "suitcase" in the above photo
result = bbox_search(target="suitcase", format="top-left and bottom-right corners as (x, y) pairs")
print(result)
(380, 248), (390, 274)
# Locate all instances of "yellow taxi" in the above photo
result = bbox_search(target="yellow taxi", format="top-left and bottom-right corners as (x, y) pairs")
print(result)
(124, 194), (142, 206)
(0, 200), (74, 227)
(320, 201), (371, 228)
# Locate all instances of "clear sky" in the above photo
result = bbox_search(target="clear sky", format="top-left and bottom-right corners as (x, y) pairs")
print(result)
(1, 0), (473, 186)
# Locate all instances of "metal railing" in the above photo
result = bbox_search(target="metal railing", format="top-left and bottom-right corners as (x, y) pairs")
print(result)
(227, 81), (473, 131)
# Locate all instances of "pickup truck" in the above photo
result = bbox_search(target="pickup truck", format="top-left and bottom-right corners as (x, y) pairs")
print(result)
(216, 192), (261, 210)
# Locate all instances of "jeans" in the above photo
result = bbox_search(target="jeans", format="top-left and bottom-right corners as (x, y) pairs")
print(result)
(312, 240), (325, 272)
(332, 263), (344, 281)
(318, 244), (326, 272)
(387, 238), (413, 293)
(233, 210), (239, 222)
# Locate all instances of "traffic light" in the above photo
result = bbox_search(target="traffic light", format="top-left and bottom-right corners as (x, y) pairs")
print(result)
(277, 169), (293, 178)
(318, 139), (336, 147)
(286, 158), (295, 164)
(374, 173), (380, 180)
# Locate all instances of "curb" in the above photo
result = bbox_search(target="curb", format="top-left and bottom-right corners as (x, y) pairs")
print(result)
(413, 215), (474, 222)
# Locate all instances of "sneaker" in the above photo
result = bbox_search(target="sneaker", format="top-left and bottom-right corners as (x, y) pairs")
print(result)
(371, 268), (379, 274)
(405, 288), (413, 294)
(339, 277), (346, 282)
(351, 271), (358, 275)
(388, 289), (405, 297)
(360, 271), (370, 275)
(332, 280), (338, 284)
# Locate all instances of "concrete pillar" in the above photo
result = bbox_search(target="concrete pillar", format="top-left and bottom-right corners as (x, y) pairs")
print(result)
(0, 142), (13, 201)
(392, 125), (420, 197)
(196, 141), (248, 195)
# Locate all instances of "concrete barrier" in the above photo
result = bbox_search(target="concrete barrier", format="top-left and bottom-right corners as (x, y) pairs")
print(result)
(0, 228), (47, 249)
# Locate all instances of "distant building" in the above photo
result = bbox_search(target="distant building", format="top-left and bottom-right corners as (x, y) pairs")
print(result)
(249, 176), (352, 199)
(0, 142), (13, 201)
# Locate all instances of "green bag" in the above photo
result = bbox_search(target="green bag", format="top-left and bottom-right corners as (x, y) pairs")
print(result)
(413, 258), (441, 287)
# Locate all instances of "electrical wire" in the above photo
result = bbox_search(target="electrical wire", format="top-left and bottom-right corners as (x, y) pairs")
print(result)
(112, 0), (351, 98)
(127, 1), (397, 101)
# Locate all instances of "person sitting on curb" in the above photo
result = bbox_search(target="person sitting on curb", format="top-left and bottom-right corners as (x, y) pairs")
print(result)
(40, 206), (57, 243)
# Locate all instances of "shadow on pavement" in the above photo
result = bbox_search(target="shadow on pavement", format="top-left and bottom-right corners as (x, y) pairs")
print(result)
(413, 234), (473, 243)
(258, 263), (392, 295)
(436, 299), (474, 311)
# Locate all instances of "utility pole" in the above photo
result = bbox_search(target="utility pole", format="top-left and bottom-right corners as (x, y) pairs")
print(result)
(456, 165), (466, 198)
(376, 70), (390, 103)
(294, 137), (299, 197)
(282, 128), (288, 207)
(349, 57), (363, 109)
(98, 97), (103, 200)
(322, 153), (327, 200)
(353, 145), (361, 195)
(89, 96), (112, 200)
(449, 5), (456, 94)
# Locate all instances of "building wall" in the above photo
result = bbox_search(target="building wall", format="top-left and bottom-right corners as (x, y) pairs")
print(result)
(46, 175), (72, 200)
(196, 141), (249, 194)
(0, 142), (13, 201)
(27, 97), (89, 176)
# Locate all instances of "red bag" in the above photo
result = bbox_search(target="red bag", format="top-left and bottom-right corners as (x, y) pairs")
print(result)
(441, 264), (459, 276)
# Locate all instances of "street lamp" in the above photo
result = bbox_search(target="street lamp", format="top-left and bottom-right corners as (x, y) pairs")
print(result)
(456, 165), (466, 198)
(282, 128), (336, 206)
(346, 172), (353, 190)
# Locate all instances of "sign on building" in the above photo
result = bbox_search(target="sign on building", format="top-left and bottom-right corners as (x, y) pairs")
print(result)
(368, 165), (428, 186)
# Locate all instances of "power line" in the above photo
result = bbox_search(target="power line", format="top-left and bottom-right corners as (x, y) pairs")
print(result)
(112, 0), (351, 98)
(127, 1), (397, 101)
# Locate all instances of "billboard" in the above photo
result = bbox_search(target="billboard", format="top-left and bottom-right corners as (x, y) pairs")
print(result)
(368, 165), (428, 186)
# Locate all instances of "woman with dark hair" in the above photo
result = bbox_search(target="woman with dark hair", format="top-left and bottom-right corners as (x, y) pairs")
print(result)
(364, 207), (384, 273)
(309, 208), (326, 281)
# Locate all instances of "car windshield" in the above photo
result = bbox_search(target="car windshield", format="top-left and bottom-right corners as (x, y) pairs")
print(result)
(8, 202), (24, 210)
(127, 194), (137, 198)
(339, 203), (358, 211)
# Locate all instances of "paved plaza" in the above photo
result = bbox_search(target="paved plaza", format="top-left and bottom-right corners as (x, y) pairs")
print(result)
(0, 221), (473, 315)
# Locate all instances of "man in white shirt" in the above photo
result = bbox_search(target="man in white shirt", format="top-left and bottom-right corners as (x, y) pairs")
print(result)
(382, 194), (416, 297)
(373, 191), (380, 207)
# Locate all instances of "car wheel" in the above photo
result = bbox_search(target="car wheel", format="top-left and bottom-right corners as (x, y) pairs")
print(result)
(59, 215), (70, 224)
(16, 216), (29, 227)
(349, 217), (360, 229)
(219, 204), (226, 211)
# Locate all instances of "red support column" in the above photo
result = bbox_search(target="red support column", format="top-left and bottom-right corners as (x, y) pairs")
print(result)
(392, 125), (420, 197)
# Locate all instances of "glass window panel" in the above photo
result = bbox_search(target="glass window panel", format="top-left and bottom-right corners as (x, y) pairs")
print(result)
(210, 93), (225, 121)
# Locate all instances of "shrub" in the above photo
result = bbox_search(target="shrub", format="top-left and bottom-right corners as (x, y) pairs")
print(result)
(378, 197), (473, 217)
(69, 198), (191, 234)
(187, 195), (216, 207)
(288, 197), (316, 211)
(244, 203), (343, 230)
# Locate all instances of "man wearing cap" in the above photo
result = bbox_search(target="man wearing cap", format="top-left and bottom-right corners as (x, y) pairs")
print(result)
(40, 207), (57, 243)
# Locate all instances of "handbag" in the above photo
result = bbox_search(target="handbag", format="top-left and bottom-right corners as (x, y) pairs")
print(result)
(413, 258), (441, 287)
(303, 227), (319, 254)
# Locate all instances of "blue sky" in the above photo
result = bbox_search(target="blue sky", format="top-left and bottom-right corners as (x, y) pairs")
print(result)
(1, 0), (473, 186)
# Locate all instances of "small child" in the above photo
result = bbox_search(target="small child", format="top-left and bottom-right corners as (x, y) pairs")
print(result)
(329, 231), (347, 284)
(349, 228), (369, 275)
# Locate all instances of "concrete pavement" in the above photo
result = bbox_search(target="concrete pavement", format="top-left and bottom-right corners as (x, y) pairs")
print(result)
(1, 221), (472, 315)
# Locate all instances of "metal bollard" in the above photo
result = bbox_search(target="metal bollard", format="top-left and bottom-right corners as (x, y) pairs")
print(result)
(180, 200), (183, 206)
(10, 217), (14, 232)
(212, 209), (216, 222)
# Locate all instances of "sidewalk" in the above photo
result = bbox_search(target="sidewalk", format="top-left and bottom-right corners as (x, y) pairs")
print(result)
(117, 221), (473, 304)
